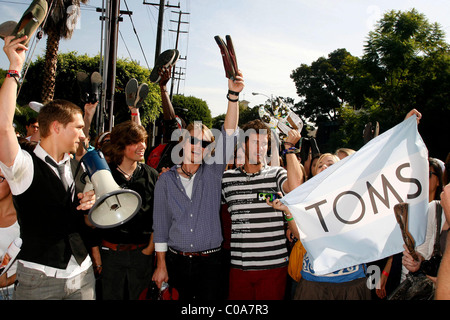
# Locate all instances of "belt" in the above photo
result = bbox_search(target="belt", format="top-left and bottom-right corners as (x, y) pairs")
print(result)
(168, 246), (221, 257)
(102, 240), (147, 251)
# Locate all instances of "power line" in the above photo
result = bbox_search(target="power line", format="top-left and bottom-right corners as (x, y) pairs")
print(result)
(123, 0), (150, 69)
(118, 29), (133, 60)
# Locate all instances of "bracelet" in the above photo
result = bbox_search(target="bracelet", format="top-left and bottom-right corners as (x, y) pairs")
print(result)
(228, 89), (240, 96)
(131, 113), (138, 116)
(95, 265), (102, 269)
(285, 215), (294, 221)
(284, 142), (295, 147)
(6, 70), (21, 85)
(282, 147), (300, 155)
(227, 93), (239, 102)
(382, 270), (389, 277)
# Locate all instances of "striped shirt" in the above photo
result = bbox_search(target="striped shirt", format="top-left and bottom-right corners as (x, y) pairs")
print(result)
(222, 166), (288, 270)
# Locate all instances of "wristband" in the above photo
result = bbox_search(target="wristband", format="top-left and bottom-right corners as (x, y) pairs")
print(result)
(131, 113), (138, 116)
(6, 70), (21, 85)
(284, 215), (294, 221)
(228, 89), (240, 96)
(282, 147), (300, 155)
(227, 93), (239, 102)
(382, 270), (389, 277)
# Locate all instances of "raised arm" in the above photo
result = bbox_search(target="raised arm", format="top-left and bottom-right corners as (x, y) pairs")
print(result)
(224, 70), (244, 135)
(282, 130), (304, 193)
(159, 66), (176, 121)
(0, 36), (27, 167)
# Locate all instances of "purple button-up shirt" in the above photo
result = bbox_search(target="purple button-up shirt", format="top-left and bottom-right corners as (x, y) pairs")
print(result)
(153, 126), (238, 252)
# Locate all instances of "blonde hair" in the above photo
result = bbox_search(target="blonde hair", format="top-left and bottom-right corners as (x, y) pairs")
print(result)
(335, 148), (355, 159)
(180, 122), (214, 143)
(315, 153), (339, 173)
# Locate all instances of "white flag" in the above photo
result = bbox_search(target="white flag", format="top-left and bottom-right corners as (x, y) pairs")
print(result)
(282, 116), (429, 275)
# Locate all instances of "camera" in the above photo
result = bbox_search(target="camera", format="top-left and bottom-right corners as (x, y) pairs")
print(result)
(420, 254), (442, 277)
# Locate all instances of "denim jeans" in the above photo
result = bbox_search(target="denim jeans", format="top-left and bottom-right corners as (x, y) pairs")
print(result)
(13, 262), (95, 300)
(166, 249), (226, 300)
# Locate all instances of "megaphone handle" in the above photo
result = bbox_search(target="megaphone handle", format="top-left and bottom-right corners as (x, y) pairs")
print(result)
(83, 176), (94, 193)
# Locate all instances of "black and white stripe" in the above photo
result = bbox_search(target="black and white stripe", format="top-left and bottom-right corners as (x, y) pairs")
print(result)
(222, 166), (289, 270)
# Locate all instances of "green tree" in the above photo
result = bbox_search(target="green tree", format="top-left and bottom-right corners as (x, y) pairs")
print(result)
(17, 52), (162, 136)
(41, 0), (89, 103)
(362, 8), (450, 158)
(363, 9), (449, 117)
(290, 48), (364, 123)
(172, 95), (212, 128)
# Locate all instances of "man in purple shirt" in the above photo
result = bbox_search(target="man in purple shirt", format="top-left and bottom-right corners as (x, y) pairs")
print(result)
(152, 70), (244, 300)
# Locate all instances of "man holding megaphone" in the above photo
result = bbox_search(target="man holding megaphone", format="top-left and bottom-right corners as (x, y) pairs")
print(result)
(0, 36), (97, 300)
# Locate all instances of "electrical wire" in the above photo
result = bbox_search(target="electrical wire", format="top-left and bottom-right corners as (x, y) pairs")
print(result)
(123, 0), (150, 69)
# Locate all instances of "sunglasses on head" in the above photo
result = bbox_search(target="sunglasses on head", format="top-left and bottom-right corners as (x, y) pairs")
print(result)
(189, 136), (212, 148)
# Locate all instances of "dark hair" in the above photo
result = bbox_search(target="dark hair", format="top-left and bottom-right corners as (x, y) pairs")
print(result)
(240, 119), (271, 144)
(429, 157), (443, 200)
(109, 121), (148, 165)
(37, 100), (82, 138)
(26, 117), (38, 126)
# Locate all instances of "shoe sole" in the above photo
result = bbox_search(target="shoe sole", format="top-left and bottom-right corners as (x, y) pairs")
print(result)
(258, 106), (278, 130)
(90, 72), (102, 103)
(77, 71), (90, 103)
(0, 21), (18, 39)
(29, 101), (43, 113)
(150, 49), (178, 83)
(272, 98), (303, 134)
(135, 83), (149, 108)
(125, 78), (138, 106)
(215, 35), (236, 80)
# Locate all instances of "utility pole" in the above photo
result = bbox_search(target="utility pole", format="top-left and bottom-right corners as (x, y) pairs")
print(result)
(105, 0), (120, 132)
(169, 10), (189, 100)
(143, 0), (180, 147)
(143, 1), (180, 63)
(97, 0), (132, 132)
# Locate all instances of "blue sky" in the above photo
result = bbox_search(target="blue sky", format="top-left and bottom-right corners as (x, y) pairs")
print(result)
(1, 0), (450, 117)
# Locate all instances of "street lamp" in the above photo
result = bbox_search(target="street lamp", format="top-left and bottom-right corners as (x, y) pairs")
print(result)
(252, 92), (273, 107)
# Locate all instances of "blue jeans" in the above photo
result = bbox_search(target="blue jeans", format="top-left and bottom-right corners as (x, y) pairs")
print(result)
(13, 262), (95, 300)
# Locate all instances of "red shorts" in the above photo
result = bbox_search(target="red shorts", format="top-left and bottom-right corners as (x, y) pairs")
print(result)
(228, 266), (288, 300)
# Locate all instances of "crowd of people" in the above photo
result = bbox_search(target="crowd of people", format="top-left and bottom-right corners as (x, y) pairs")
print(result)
(0, 34), (449, 302)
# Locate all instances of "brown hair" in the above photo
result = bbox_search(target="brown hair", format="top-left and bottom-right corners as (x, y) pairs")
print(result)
(241, 119), (271, 143)
(37, 100), (83, 138)
(109, 121), (148, 165)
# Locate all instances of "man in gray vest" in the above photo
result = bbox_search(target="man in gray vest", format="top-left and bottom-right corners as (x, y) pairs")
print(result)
(0, 35), (96, 300)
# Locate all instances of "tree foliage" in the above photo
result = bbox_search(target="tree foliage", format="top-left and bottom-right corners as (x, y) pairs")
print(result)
(16, 52), (162, 136)
(291, 9), (450, 159)
(172, 95), (212, 128)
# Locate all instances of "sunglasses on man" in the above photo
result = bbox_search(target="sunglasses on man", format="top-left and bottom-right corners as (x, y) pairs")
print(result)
(189, 136), (212, 148)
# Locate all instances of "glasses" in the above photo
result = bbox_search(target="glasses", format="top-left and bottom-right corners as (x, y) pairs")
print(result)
(429, 171), (438, 178)
(189, 136), (212, 148)
(0, 177), (5, 183)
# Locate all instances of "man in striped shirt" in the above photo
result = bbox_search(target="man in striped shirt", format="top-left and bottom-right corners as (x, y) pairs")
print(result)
(222, 119), (304, 300)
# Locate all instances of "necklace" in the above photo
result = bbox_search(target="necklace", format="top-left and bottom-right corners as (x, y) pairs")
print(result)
(180, 164), (198, 180)
(117, 165), (134, 180)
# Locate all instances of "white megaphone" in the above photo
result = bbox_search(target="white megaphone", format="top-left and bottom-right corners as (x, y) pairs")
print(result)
(81, 149), (142, 228)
